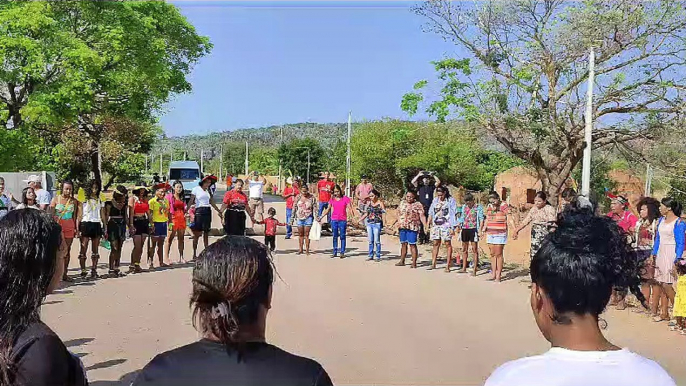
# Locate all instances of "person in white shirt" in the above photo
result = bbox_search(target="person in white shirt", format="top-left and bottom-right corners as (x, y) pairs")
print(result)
(485, 210), (676, 386)
(23, 175), (51, 210)
(247, 171), (266, 222)
(188, 175), (222, 259)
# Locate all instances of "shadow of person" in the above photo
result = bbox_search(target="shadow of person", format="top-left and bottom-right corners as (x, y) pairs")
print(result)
(89, 369), (139, 386)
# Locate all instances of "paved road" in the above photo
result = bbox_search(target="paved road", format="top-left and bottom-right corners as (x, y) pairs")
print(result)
(42, 235), (686, 385)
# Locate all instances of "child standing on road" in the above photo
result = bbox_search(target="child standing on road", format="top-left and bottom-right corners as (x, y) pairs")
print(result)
(672, 259), (686, 334)
(256, 207), (286, 252)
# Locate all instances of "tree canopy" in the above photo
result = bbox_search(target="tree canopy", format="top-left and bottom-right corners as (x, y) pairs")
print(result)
(403, 0), (686, 198)
(0, 1), (211, 188)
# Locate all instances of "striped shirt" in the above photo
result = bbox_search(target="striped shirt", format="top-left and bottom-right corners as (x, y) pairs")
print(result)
(485, 203), (509, 235)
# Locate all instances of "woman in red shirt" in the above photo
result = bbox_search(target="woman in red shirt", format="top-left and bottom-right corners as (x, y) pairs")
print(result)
(220, 179), (255, 236)
(128, 185), (150, 273)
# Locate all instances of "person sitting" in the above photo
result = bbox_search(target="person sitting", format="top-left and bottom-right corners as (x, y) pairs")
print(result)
(132, 236), (333, 386)
(0, 209), (88, 386)
(485, 210), (676, 386)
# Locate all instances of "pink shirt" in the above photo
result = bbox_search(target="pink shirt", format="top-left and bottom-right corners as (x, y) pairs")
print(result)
(356, 183), (373, 201)
(330, 196), (351, 221)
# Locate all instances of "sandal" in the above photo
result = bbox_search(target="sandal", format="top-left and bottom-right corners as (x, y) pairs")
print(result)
(669, 325), (682, 332)
(80, 269), (88, 278)
(395, 262), (405, 267)
(90, 269), (98, 279)
(339, 254), (345, 259)
(680, 329), (686, 336)
(653, 316), (668, 323)
(62, 275), (74, 283)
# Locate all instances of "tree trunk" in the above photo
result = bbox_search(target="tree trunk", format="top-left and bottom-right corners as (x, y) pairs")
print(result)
(103, 175), (115, 191)
(90, 140), (103, 190)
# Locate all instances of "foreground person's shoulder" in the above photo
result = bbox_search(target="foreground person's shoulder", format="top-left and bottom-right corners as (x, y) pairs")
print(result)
(12, 322), (87, 386)
(263, 344), (332, 384)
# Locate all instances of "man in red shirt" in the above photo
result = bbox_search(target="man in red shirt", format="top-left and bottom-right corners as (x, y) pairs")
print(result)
(282, 177), (299, 239)
(317, 172), (335, 226)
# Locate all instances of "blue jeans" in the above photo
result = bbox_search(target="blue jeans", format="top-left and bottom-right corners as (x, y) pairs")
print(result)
(331, 220), (347, 255)
(318, 202), (330, 223)
(285, 208), (293, 238)
(366, 221), (382, 259)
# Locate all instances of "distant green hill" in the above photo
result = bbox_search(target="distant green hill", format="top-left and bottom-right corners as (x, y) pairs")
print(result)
(153, 122), (348, 159)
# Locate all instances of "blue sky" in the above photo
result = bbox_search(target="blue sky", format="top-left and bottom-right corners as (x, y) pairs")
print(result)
(160, 1), (461, 137)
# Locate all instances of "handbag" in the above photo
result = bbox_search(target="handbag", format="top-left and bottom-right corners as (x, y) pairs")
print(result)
(309, 220), (322, 241)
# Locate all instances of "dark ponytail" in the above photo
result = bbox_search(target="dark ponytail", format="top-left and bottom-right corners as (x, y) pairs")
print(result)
(190, 236), (274, 360)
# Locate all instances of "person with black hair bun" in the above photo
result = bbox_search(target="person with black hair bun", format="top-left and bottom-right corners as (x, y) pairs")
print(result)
(485, 210), (675, 386)
(650, 197), (686, 323)
(0, 209), (88, 386)
(132, 236), (332, 386)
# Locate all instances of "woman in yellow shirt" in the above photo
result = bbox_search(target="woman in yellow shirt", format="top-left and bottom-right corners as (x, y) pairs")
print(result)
(148, 183), (171, 268)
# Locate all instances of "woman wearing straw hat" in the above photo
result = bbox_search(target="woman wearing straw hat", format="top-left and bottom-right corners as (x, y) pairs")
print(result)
(188, 175), (223, 259)
(128, 183), (150, 273)
(148, 182), (171, 269)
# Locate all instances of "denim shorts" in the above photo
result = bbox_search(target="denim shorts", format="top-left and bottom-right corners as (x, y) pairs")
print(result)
(296, 216), (314, 227)
(487, 233), (507, 245)
(399, 229), (418, 245)
(153, 222), (168, 237)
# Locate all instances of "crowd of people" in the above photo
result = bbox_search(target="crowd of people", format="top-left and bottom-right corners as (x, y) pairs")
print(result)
(0, 188), (678, 385)
(0, 170), (684, 384)
(3, 172), (686, 329)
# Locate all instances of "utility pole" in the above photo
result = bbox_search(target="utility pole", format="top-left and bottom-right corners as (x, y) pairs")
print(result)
(307, 149), (311, 185)
(346, 111), (352, 197)
(200, 149), (205, 175)
(244, 141), (249, 176)
(581, 46), (595, 197)
(278, 126), (283, 192)
(219, 145), (224, 182)
(159, 154), (163, 176)
(645, 164), (653, 196)
(145, 155), (148, 173)
(184, 151), (187, 161)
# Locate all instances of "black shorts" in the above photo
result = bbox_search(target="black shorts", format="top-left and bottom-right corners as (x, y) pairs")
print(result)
(80, 222), (103, 239)
(461, 228), (478, 243)
(107, 218), (127, 242)
(133, 218), (149, 236)
(192, 207), (212, 232)
(265, 235), (276, 251)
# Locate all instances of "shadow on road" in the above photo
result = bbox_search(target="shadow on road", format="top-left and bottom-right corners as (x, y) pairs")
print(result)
(86, 358), (127, 372)
(89, 370), (139, 386)
(64, 337), (95, 348)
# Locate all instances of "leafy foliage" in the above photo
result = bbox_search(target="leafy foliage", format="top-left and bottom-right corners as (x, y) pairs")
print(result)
(0, 1), (211, 187)
(278, 138), (325, 184)
(404, 0), (686, 199)
(351, 119), (522, 196)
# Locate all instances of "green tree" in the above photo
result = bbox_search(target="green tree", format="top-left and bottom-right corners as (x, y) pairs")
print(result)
(0, 1), (211, 188)
(249, 146), (279, 175)
(278, 138), (325, 184)
(221, 142), (247, 176)
(403, 0), (686, 200)
(350, 119), (518, 196)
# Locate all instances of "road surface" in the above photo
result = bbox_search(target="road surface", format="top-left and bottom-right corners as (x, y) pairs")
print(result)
(43, 234), (686, 385)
